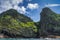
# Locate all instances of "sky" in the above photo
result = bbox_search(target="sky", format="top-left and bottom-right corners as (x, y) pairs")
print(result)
(0, 0), (60, 22)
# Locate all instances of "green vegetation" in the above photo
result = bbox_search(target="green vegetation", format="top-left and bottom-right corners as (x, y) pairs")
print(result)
(0, 7), (60, 38)
(0, 9), (37, 38)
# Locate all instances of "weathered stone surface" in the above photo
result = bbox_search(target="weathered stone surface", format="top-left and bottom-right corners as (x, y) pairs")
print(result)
(40, 7), (60, 36)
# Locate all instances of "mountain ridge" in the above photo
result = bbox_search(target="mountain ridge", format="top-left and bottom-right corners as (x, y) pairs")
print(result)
(39, 7), (60, 37)
(0, 7), (60, 38)
(0, 9), (37, 38)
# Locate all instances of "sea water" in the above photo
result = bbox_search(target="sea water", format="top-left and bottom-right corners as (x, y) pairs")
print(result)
(0, 38), (60, 40)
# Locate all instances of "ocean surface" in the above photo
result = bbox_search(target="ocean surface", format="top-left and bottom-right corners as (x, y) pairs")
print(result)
(0, 38), (60, 40)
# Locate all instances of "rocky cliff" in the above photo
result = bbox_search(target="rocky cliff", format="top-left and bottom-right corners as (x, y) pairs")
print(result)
(40, 7), (60, 36)
(0, 7), (60, 38)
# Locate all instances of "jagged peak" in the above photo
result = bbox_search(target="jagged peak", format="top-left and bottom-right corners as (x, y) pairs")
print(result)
(1, 9), (18, 14)
(40, 7), (55, 15)
(5, 9), (18, 13)
(0, 9), (20, 16)
(42, 7), (52, 12)
(7, 9), (17, 12)
(0, 9), (33, 22)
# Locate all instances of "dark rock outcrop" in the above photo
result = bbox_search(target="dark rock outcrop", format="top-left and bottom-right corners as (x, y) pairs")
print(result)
(40, 7), (60, 36)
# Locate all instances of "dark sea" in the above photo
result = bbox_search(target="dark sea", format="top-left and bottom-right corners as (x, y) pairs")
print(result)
(0, 38), (60, 40)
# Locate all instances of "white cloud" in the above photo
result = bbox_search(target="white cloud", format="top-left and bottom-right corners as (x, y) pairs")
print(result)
(45, 4), (60, 7)
(27, 3), (39, 10)
(10, 0), (23, 6)
(0, 0), (39, 14)
(13, 5), (26, 14)
(20, 6), (26, 14)
(0, 0), (27, 14)
(0, 0), (12, 13)
(28, 0), (32, 1)
(18, 6), (26, 14)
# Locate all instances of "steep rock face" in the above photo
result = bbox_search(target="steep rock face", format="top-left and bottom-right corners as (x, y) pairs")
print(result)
(0, 9), (37, 38)
(40, 7), (60, 36)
